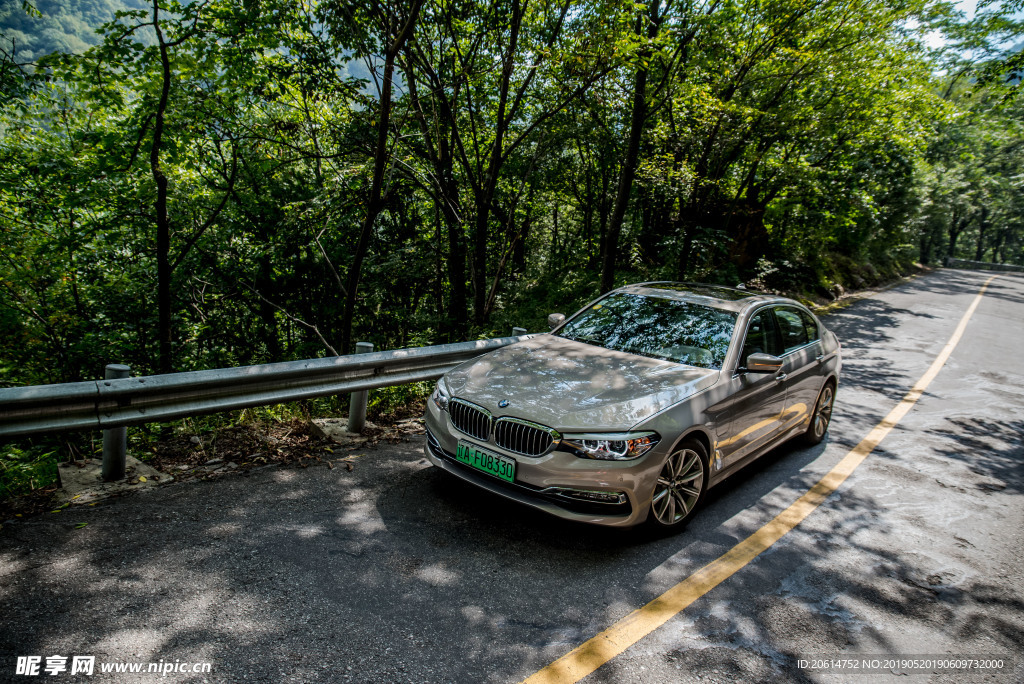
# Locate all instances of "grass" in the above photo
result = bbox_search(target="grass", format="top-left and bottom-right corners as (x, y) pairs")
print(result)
(0, 444), (61, 501)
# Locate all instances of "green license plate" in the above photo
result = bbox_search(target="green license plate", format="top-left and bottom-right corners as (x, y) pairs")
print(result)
(455, 441), (516, 483)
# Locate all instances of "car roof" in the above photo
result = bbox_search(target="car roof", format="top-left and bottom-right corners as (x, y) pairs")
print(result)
(614, 281), (792, 313)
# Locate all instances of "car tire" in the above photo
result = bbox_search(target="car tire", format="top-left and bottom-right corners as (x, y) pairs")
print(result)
(645, 438), (709, 533)
(801, 380), (836, 446)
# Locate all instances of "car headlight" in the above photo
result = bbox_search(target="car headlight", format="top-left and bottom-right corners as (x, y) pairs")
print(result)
(430, 382), (450, 411)
(560, 432), (660, 460)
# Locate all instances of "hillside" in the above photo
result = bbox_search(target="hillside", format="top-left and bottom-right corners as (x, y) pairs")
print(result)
(0, 0), (148, 61)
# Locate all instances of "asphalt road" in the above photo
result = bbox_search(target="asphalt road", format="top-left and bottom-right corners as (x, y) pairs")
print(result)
(2, 268), (1022, 683)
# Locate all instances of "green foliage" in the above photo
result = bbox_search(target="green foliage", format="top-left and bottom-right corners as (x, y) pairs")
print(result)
(0, 0), (150, 60)
(367, 382), (432, 421)
(0, 443), (60, 499)
(0, 0), (1022, 501)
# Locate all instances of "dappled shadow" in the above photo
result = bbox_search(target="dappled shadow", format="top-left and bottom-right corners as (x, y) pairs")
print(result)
(826, 298), (939, 349)
(2, 268), (1022, 682)
(0, 469), (375, 682)
(931, 417), (1024, 495)
(901, 269), (1024, 307)
(0, 429), (855, 683)
(822, 297), (937, 403)
(444, 333), (718, 429)
(587, 426), (1024, 683)
(2, 421), (1020, 683)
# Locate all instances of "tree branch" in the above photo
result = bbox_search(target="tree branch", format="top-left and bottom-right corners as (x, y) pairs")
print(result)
(240, 280), (339, 356)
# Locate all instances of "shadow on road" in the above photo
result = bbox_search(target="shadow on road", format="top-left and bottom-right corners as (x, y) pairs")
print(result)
(899, 269), (1024, 306)
(2, 268), (1022, 682)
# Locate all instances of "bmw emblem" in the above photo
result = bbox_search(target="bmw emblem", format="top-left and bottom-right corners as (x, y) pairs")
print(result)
(498, 399), (510, 408)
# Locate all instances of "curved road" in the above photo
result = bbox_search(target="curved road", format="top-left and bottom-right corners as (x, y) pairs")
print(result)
(1, 268), (1022, 683)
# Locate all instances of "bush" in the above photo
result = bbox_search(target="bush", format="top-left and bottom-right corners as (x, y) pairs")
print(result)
(0, 444), (61, 500)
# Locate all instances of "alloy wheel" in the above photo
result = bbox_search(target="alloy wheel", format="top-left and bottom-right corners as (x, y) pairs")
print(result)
(651, 448), (705, 526)
(813, 384), (834, 440)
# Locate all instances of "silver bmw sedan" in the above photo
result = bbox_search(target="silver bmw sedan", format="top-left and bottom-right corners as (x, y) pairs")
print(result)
(423, 282), (842, 531)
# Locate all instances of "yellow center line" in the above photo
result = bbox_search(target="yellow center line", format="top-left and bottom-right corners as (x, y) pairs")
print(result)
(522, 274), (999, 684)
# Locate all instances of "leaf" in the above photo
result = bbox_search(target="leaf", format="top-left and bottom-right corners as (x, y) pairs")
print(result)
(138, 475), (147, 482)
(74, 522), (88, 529)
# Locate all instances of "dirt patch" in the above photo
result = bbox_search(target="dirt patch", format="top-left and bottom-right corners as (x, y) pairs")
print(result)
(0, 415), (427, 523)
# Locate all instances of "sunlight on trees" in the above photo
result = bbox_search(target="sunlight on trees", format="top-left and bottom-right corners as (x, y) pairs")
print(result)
(0, 0), (1021, 389)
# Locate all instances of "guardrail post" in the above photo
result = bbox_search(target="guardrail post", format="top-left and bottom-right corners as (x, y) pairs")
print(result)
(101, 364), (131, 481)
(346, 342), (374, 434)
(512, 327), (527, 336)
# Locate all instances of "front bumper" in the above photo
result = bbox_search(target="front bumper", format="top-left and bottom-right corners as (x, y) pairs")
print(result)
(423, 399), (663, 527)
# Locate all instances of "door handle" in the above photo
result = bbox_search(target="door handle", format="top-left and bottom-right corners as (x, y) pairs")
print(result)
(775, 373), (787, 382)
(815, 354), (824, 362)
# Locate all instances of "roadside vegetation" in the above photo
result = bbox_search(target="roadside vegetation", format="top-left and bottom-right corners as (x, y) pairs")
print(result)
(1, 0), (1022, 502)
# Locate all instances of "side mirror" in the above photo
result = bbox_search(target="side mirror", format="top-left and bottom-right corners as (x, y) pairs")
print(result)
(547, 313), (565, 330)
(744, 353), (783, 374)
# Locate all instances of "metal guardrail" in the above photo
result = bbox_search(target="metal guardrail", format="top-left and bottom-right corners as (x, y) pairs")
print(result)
(0, 332), (533, 439)
(945, 257), (1024, 273)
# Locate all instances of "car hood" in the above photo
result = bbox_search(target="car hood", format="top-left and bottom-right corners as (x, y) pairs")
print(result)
(442, 334), (719, 431)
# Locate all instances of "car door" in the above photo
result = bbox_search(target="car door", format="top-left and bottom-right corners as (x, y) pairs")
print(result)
(773, 306), (825, 433)
(717, 307), (789, 469)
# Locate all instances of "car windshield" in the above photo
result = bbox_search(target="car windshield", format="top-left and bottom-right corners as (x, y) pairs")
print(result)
(557, 293), (737, 369)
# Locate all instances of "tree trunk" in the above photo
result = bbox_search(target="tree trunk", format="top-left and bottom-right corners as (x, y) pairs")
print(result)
(433, 201), (445, 342)
(600, 0), (660, 293)
(598, 164), (610, 267)
(947, 208), (969, 260)
(677, 228), (695, 280)
(401, 47), (466, 342)
(600, 65), (647, 293)
(151, 0), (173, 374)
(974, 206), (990, 262)
(919, 233), (932, 265)
(990, 225), (1008, 264)
(550, 204), (559, 265)
(340, 1), (423, 354)
(583, 171), (595, 268)
(447, 203), (468, 342)
(472, 0), (522, 324)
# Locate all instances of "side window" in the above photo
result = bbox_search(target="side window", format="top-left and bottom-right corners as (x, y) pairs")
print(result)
(800, 310), (819, 341)
(742, 310), (780, 361)
(775, 308), (809, 354)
